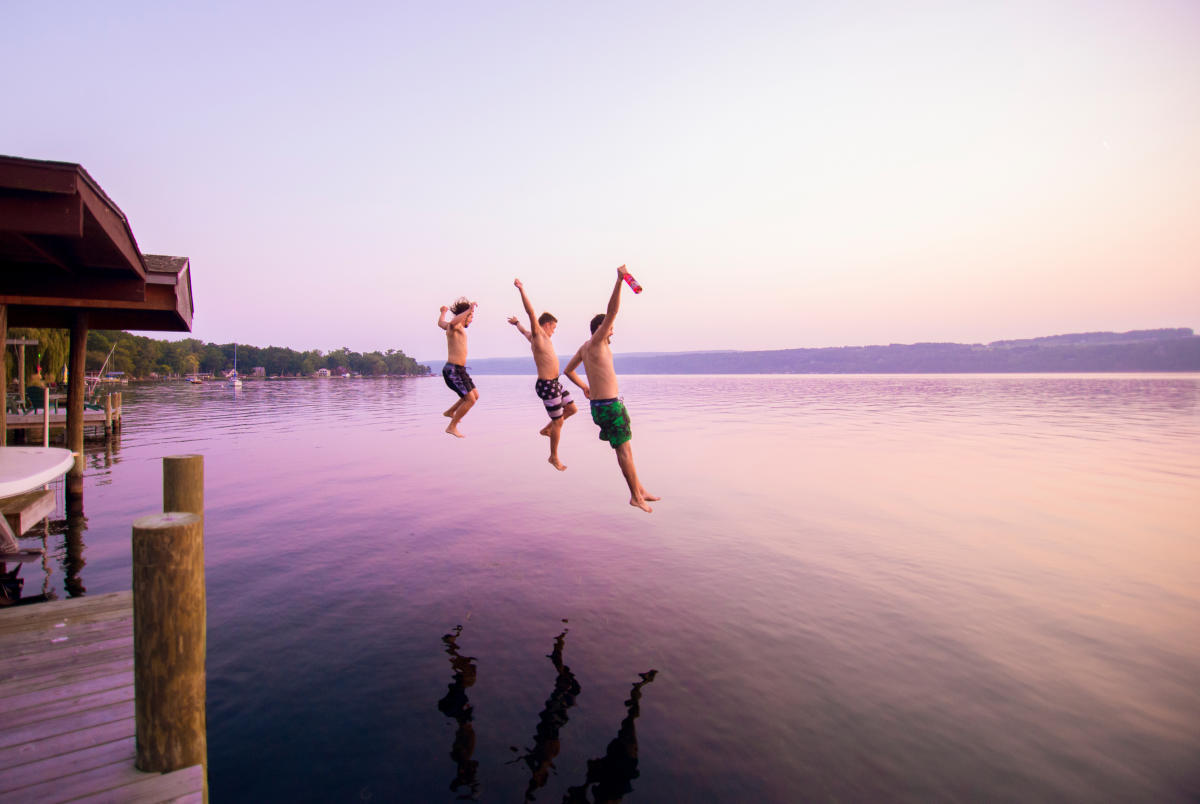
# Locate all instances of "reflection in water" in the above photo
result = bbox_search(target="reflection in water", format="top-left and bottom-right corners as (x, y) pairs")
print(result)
(438, 625), (480, 799)
(563, 670), (657, 804)
(87, 431), (122, 482)
(514, 627), (582, 801)
(61, 487), (87, 598)
(0, 523), (57, 606)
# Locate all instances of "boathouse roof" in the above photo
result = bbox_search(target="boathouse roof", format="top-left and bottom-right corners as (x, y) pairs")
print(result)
(0, 155), (194, 331)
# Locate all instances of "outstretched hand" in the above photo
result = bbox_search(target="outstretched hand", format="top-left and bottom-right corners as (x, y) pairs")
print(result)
(513, 278), (523, 290)
(440, 306), (449, 314)
(616, 264), (628, 278)
(507, 316), (520, 326)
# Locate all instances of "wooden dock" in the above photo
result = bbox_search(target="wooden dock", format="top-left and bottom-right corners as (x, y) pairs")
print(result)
(0, 591), (203, 803)
(5, 406), (121, 442)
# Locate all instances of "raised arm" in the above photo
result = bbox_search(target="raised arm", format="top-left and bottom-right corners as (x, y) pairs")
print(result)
(446, 302), (477, 330)
(437, 306), (450, 330)
(564, 348), (590, 399)
(507, 315), (532, 343)
(590, 265), (626, 346)
(514, 278), (538, 332)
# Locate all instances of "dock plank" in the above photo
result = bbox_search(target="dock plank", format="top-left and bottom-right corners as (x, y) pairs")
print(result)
(0, 718), (134, 773)
(68, 764), (204, 804)
(3, 757), (199, 803)
(0, 593), (203, 802)
(4, 682), (133, 729)
(0, 636), (135, 682)
(1, 616), (132, 656)
(0, 736), (134, 795)
(0, 666), (132, 712)
(0, 592), (133, 634)
(0, 658), (133, 700)
(0, 699), (135, 751)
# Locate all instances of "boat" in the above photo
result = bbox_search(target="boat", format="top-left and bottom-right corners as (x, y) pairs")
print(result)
(187, 373), (203, 384)
(228, 344), (243, 388)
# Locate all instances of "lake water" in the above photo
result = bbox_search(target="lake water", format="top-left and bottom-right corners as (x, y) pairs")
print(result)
(18, 373), (1200, 802)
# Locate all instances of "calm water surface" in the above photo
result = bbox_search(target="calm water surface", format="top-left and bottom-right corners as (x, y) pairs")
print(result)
(23, 374), (1200, 802)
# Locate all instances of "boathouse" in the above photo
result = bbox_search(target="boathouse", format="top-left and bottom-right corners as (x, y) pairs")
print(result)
(0, 155), (205, 799)
(0, 154), (194, 455)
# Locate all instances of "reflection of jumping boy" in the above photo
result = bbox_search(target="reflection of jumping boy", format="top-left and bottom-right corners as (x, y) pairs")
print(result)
(438, 297), (479, 438)
(564, 265), (659, 513)
(508, 278), (578, 471)
(437, 625), (480, 798)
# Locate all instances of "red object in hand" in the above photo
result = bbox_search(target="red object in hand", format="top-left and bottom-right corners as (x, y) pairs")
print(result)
(622, 273), (643, 294)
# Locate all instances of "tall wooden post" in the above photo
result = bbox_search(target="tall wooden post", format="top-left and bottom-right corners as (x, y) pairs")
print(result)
(131, 510), (207, 789)
(163, 454), (204, 515)
(1, 303), (7, 447)
(67, 312), (87, 477)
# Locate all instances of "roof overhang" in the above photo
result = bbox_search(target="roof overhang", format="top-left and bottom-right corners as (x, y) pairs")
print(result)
(0, 155), (193, 332)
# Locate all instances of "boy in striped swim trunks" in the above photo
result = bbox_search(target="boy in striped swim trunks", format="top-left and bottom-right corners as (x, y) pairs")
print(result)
(509, 278), (577, 470)
(438, 297), (478, 438)
(564, 265), (659, 513)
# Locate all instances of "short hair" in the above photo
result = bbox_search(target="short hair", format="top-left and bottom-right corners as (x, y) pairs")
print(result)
(537, 312), (557, 326)
(450, 297), (472, 315)
(589, 314), (606, 334)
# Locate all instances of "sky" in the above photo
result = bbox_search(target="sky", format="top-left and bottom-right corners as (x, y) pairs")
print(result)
(3, 0), (1198, 360)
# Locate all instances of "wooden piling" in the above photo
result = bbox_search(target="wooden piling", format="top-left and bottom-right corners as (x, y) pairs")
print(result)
(1, 303), (7, 446)
(131, 511), (207, 786)
(163, 454), (204, 516)
(104, 394), (112, 435)
(42, 387), (50, 445)
(67, 312), (87, 477)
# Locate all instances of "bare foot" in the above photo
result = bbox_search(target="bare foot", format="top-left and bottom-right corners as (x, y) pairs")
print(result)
(445, 424), (465, 438)
(630, 498), (653, 513)
(548, 457), (567, 471)
(539, 424), (551, 437)
(642, 493), (661, 501)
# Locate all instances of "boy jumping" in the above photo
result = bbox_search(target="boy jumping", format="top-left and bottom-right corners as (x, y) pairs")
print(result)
(564, 265), (659, 512)
(438, 297), (479, 438)
(508, 278), (578, 470)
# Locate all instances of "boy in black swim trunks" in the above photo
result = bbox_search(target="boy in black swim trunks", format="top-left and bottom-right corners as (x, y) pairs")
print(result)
(564, 265), (659, 513)
(438, 297), (478, 438)
(508, 278), (578, 470)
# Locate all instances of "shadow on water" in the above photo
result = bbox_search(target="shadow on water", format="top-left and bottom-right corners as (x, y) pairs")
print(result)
(441, 624), (657, 803)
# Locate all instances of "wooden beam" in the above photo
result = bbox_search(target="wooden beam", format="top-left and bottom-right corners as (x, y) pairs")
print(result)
(12, 233), (76, 273)
(77, 181), (145, 280)
(0, 192), (83, 238)
(1, 303), (6, 447)
(0, 274), (146, 303)
(67, 312), (87, 476)
(0, 160), (78, 195)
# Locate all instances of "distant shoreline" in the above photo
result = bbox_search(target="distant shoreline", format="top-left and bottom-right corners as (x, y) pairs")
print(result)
(421, 328), (1200, 375)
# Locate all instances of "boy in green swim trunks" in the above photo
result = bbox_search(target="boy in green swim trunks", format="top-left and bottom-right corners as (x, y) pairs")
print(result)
(564, 265), (659, 513)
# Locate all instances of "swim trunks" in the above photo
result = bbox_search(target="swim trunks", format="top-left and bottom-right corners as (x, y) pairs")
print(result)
(442, 362), (475, 398)
(590, 397), (631, 449)
(535, 377), (573, 419)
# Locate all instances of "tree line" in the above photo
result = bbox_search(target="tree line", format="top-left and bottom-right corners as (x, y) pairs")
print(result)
(5, 328), (430, 381)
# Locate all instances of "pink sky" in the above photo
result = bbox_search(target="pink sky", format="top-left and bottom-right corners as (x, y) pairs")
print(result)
(4, 0), (1197, 359)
